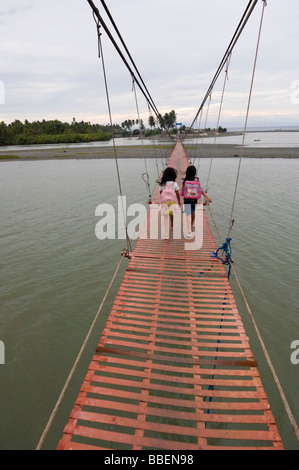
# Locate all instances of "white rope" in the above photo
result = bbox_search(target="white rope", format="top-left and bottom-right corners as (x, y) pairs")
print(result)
(227, 0), (266, 238)
(95, 16), (132, 252)
(206, 52), (232, 193)
(36, 255), (127, 450)
(196, 93), (212, 174)
(132, 77), (153, 204)
(207, 203), (299, 444)
(202, 4), (299, 444)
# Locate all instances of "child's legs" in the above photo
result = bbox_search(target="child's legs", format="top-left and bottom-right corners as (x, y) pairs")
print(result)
(163, 214), (170, 237)
(191, 201), (197, 227)
(169, 213), (174, 229)
(184, 202), (192, 232)
(191, 212), (195, 227)
(184, 200), (197, 232)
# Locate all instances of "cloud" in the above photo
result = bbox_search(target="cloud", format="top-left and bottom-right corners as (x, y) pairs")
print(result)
(0, 0), (35, 16)
(1, 0), (299, 128)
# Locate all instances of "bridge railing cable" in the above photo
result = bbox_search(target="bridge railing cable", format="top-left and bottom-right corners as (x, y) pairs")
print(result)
(188, 0), (259, 132)
(98, 0), (160, 119)
(86, 0), (157, 116)
(86, 0), (174, 141)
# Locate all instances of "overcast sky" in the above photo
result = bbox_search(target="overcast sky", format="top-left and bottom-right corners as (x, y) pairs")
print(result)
(1, 0), (299, 129)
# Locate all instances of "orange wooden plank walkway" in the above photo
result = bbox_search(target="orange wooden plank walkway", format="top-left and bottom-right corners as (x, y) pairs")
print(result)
(58, 140), (283, 450)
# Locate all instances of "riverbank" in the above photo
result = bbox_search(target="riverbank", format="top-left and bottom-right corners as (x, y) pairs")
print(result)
(0, 143), (299, 161)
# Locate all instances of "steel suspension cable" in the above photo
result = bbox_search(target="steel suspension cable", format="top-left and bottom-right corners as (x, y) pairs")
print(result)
(99, 0), (159, 119)
(202, 1), (299, 443)
(86, 0), (173, 141)
(86, 0), (158, 118)
(189, 0), (259, 131)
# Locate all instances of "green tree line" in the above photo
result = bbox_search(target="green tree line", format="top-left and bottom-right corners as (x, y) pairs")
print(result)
(121, 110), (178, 137)
(0, 118), (112, 146)
(0, 111), (181, 146)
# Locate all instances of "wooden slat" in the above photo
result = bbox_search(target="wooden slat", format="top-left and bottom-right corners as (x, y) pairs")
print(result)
(58, 141), (284, 451)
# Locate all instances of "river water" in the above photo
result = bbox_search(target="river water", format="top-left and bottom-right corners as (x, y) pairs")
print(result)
(0, 144), (298, 449)
(0, 129), (299, 153)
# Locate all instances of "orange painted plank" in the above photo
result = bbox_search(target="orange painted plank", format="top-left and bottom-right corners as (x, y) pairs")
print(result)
(58, 140), (284, 451)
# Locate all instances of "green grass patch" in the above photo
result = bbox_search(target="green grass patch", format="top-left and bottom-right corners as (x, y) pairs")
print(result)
(0, 155), (19, 159)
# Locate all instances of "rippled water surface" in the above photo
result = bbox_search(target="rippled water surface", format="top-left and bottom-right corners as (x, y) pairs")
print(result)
(0, 154), (298, 449)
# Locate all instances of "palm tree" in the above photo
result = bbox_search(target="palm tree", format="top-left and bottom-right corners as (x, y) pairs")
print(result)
(148, 115), (156, 129)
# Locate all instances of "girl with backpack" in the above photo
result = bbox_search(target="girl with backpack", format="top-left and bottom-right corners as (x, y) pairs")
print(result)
(159, 167), (181, 239)
(181, 165), (212, 237)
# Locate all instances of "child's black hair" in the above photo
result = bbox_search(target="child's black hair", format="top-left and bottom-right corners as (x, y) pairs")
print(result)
(183, 165), (198, 184)
(159, 167), (178, 186)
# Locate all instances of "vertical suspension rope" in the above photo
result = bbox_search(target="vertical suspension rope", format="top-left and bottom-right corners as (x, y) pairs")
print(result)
(94, 14), (132, 253)
(132, 77), (152, 204)
(192, 109), (203, 167)
(205, 1), (299, 446)
(227, 0), (266, 238)
(196, 93), (212, 174)
(206, 53), (232, 193)
(147, 103), (160, 179)
(207, 201), (299, 444)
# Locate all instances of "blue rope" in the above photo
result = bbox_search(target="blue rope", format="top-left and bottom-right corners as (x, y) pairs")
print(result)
(202, 240), (233, 424)
(211, 237), (233, 279)
(203, 296), (227, 427)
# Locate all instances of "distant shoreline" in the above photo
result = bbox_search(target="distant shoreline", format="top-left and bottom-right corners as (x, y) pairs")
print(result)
(0, 143), (298, 161)
(1, 129), (299, 161)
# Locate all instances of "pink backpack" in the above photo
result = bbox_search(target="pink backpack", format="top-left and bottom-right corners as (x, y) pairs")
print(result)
(181, 180), (201, 199)
(160, 182), (177, 205)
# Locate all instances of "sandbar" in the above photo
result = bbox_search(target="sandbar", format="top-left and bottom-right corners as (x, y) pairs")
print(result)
(0, 142), (298, 161)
